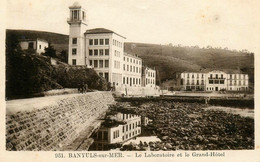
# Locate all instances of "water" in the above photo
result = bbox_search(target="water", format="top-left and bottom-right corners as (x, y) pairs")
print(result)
(88, 112), (157, 151)
(204, 106), (254, 119)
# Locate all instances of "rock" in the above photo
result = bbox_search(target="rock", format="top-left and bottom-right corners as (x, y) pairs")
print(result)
(162, 136), (169, 141)
(165, 143), (172, 149)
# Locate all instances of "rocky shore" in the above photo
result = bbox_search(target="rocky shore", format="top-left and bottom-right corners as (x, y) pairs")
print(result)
(111, 101), (254, 150)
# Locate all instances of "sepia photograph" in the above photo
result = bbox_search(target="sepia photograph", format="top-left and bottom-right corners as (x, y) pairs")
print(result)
(2, 0), (260, 161)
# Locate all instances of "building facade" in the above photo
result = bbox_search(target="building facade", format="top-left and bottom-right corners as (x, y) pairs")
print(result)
(181, 70), (249, 91)
(19, 38), (48, 54)
(67, 2), (156, 89)
(67, 2), (88, 66)
(142, 67), (156, 87)
(86, 29), (125, 84)
(122, 53), (142, 87)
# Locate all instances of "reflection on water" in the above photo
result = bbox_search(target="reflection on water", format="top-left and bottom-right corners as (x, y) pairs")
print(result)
(205, 106), (254, 119)
(89, 113), (150, 151)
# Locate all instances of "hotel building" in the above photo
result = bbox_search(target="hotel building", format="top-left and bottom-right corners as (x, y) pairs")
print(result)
(181, 70), (249, 91)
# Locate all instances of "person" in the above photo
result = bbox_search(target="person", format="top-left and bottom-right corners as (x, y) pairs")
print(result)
(83, 83), (88, 93)
(78, 83), (82, 93)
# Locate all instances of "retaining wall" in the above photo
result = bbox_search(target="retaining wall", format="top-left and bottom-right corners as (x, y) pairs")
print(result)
(6, 92), (114, 151)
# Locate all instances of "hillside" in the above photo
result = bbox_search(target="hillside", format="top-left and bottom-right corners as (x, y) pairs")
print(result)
(6, 29), (254, 85)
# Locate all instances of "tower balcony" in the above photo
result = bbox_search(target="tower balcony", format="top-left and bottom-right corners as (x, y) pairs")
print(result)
(67, 18), (82, 23)
(67, 18), (88, 25)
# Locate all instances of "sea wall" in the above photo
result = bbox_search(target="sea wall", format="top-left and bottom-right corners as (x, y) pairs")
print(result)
(115, 85), (161, 97)
(6, 92), (114, 151)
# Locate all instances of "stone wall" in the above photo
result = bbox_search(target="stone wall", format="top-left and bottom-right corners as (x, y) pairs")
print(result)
(115, 85), (161, 97)
(6, 92), (114, 151)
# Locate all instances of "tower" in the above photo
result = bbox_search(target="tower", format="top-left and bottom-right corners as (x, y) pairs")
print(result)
(67, 2), (88, 65)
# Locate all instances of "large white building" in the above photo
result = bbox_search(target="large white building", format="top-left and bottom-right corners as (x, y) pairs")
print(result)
(67, 2), (156, 89)
(181, 70), (249, 91)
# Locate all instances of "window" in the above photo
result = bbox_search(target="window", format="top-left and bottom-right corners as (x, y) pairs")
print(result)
(89, 39), (93, 45)
(105, 49), (109, 55)
(105, 39), (109, 45)
(99, 49), (103, 56)
(126, 125), (128, 131)
(99, 60), (103, 68)
(100, 39), (104, 45)
(123, 64), (125, 71)
(72, 38), (77, 44)
(127, 65), (129, 71)
(136, 67), (138, 73)
(94, 49), (98, 56)
(99, 72), (103, 77)
(39, 45), (41, 49)
(221, 74), (223, 79)
(89, 60), (93, 66)
(89, 50), (93, 56)
(73, 10), (79, 20)
(105, 60), (109, 68)
(216, 74), (218, 79)
(127, 77), (129, 84)
(82, 11), (86, 20)
(72, 48), (77, 55)
(123, 77), (125, 84)
(29, 42), (34, 49)
(230, 74), (232, 79)
(209, 80), (213, 84)
(210, 74), (213, 78)
(94, 39), (98, 45)
(104, 73), (109, 82)
(72, 59), (76, 65)
(94, 60), (98, 68)
(220, 80), (224, 84)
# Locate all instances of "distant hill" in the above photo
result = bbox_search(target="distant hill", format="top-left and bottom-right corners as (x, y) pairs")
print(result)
(124, 43), (254, 85)
(6, 29), (254, 85)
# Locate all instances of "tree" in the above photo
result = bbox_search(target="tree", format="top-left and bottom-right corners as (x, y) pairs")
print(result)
(44, 44), (56, 57)
(59, 50), (68, 63)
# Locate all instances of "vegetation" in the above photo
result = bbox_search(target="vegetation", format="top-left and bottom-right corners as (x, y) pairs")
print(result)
(5, 31), (107, 100)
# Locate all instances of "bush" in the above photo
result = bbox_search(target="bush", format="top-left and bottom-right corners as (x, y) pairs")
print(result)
(6, 51), (63, 99)
(54, 64), (107, 91)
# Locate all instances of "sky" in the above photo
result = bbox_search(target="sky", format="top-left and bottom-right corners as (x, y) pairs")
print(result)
(5, 0), (260, 52)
